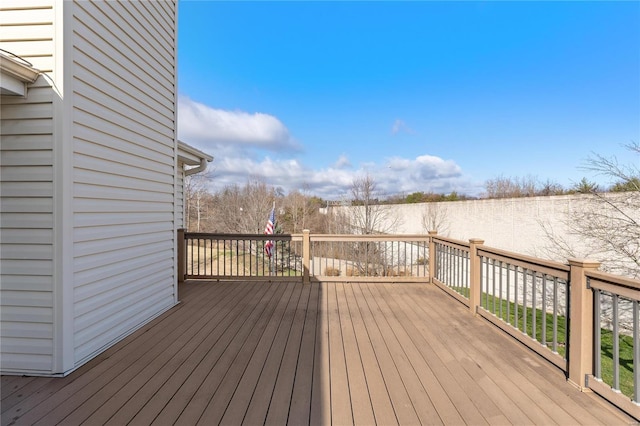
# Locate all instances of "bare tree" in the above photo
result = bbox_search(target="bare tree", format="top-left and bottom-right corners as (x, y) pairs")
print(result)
(214, 178), (277, 234)
(421, 202), (449, 236)
(585, 142), (640, 191)
(540, 143), (640, 278)
(345, 174), (401, 234)
(282, 185), (318, 233)
(184, 172), (212, 232)
(333, 174), (403, 276)
(484, 175), (539, 199)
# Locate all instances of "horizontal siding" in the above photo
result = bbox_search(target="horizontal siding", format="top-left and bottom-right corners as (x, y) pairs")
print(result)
(176, 167), (185, 228)
(0, 181), (53, 197)
(0, 260), (53, 277)
(74, 212), (174, 228)
(74, 285), (174, 363)
(74, 231), (173, 261)
(1, 213), (53, 229)
(1, 228), (53, 245)
(74, 1), (174, 105)
(71, 0), (177, 366)
(74, 258), (173, 303)
(1, 320), (52, 339)
(0, 0), (55, 375)
(0, 353), (53, 373)
(0, 0), (54, 72)
(74, 154), (173, 187)
(1, 243), (52, 260)
(0, 274), (53, 292)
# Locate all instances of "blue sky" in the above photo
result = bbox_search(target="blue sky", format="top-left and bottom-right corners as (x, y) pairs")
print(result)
(177, 1), (640, 200)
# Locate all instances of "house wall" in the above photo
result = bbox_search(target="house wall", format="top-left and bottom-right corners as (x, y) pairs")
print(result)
(1, 0), (179, 376)
(176, 167), (185, 229)
(0, 0), (56, 374)
(69, 0), (178, 366)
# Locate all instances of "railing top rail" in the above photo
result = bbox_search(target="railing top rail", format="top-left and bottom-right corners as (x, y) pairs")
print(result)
(586, 269), (640, 294)
(478, 244), (570, 278)
(432, 235), (470, 250)
(308, 234), (430, 242)
(185, 232), (300, 241)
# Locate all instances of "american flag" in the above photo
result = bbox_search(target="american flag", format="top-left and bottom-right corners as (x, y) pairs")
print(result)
(264, 206), (275, 258)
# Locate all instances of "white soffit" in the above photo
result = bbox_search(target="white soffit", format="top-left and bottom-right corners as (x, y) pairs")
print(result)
(0, 51), (40, 97)
(178, 140), (213, 166)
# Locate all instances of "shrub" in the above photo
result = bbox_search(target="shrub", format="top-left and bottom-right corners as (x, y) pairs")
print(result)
(346, 267), (361, 277)
(324, 266), (340, 276)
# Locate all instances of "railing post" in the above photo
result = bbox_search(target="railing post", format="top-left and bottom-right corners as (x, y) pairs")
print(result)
(469, 238), (484, 315)
(177, 228), (185, 283)
(567, 258), (600, 391)
(302, 229), (310, 284)
(428, 231), (437, 284)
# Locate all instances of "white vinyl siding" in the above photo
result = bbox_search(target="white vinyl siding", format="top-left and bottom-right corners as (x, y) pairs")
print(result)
(70, 0), (177, 364)
(0, 1), (55, 374)
(0, 0), (54, 73)
(176, 167), (185, 229)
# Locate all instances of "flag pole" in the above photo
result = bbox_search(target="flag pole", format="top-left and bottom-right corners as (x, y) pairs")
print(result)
(264, 201), (276, 277)
(271, 201), (276, 277)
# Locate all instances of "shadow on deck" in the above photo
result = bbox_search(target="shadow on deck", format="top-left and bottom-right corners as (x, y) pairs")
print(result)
(1, 280), (634, 425)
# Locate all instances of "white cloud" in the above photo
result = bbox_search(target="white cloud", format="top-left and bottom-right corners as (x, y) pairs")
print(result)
(391, 119), (415, 135)
(178, 98), (475, 198)
(205, 151), (470, 200)
(178, 96), (300, 152)
(333, 154), (352, 169)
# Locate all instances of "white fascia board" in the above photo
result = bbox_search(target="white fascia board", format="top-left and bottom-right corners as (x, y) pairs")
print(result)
(0, 52), (40, 97)
(177, 140), (213, 165)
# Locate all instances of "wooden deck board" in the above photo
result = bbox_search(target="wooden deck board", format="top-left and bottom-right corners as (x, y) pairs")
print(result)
(120, 282), (270, 425)
(397, 283), (571, 424)
(2, 280), (635, 426)
(285, 281), (319, 426)
(335, 283), (376, 426)
(359, 283), (445, 425)
(309, 281), (331, 426)
(226, 283), (303, 425)
(173, 282), (289, 425)
(371, 283), (478, 425)
(398, 282), (625, 425)
(3, 279), (233, 426)
(263, 283), (312, 425)
(60, 281), (253, 426)
(378, 283), (501, 424)
(326, 282), (354, 425)
(350, 283), (423, 425)
(145, 282), (271, 426)
(343, 283), (398, 426)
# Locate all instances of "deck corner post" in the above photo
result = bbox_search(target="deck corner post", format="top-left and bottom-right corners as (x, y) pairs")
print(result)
(302, 229), (311, 284)
(567, 258), (600, 391)
(177, 228), (186, 283)
(469, 238), (484, 315)
(428, 231), (437, 283)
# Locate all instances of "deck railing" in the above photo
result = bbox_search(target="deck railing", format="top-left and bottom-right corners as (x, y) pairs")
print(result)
(178, 229), (640, 419)
(181, 230), (429, 282)
(183, 232), (304, 280)
(584, 269), (640, 417)
(477, 245), (570, 371)
(308, 234), (429, 282)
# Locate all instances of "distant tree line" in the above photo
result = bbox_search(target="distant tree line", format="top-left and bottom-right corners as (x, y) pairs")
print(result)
(184, 176), (335, 234)
(184, 143), (638, 278)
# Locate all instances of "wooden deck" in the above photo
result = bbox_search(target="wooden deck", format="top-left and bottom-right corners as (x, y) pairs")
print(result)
(2, 280), (634, 425)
